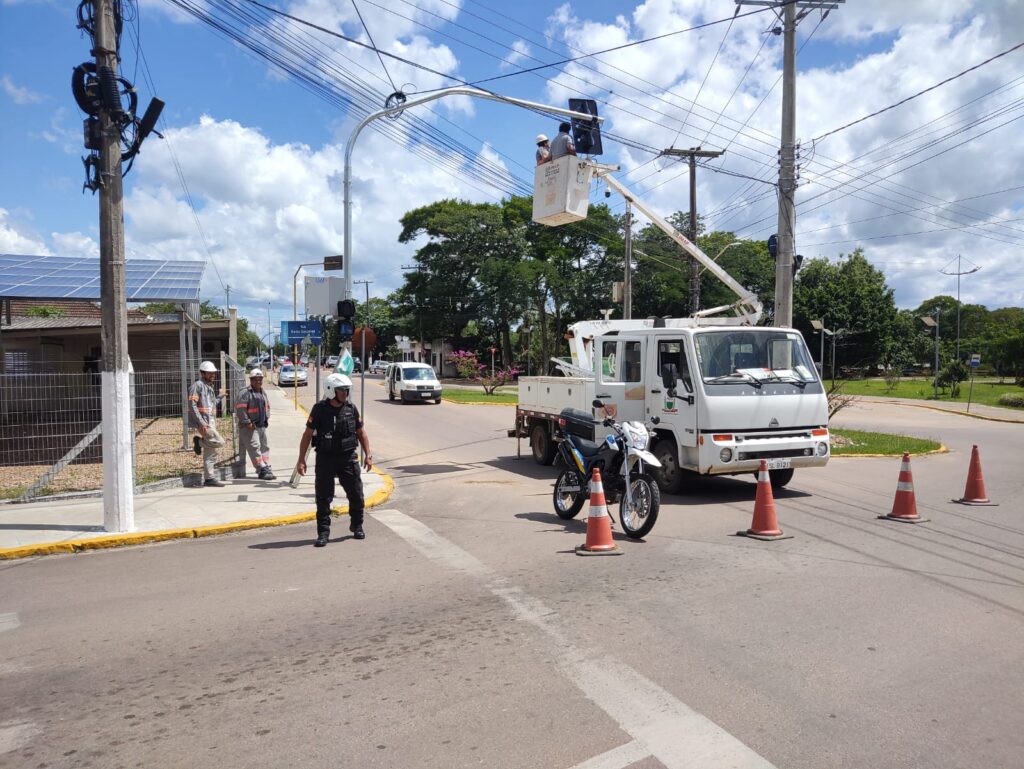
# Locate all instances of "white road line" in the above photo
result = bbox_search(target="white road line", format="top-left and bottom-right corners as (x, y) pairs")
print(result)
(0, 613), (20, 634)
(371, 509), (778, 769)
(567, 740), (650, 769)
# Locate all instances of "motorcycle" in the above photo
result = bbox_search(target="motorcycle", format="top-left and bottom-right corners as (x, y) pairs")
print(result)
(552, 399), (662, 539)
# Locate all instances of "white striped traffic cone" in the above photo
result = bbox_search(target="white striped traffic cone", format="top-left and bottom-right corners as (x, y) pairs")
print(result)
(575, 468), (622, 556)
(879, 452), (929, 523)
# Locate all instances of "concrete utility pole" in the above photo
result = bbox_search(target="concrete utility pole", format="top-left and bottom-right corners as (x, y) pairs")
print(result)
(736, 1), (844, 326)
(660, 147), (724, 315)
(95, 0), (134, 532)
(623, 202), (633, 320)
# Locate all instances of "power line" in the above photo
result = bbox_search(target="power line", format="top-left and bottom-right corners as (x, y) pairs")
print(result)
(810, 39), (1024, 145)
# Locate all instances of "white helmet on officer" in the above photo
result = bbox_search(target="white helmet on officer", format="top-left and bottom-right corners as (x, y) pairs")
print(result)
(248, 368), (264, 379)
(535, 133), (549, 145)
(325, 372), (352, 394)
(199, 360), (217, 373)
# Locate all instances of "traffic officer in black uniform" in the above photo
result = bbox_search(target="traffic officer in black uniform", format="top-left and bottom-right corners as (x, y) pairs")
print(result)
(296, 372), (373, 547)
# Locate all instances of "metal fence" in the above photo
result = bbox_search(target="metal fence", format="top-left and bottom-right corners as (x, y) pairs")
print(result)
(0, 354), (248, 499)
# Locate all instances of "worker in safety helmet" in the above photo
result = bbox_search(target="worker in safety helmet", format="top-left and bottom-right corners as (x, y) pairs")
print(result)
(188, 360), (227, 487)
(236, 368), (275, 481)
(297, 372), (373, 547)
(535, 133), (551, 166)
(549, 121), (576, 160)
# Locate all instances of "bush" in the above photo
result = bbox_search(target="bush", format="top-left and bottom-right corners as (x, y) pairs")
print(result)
(936, 360), (969, 398)
(997, 393), (1024, 408)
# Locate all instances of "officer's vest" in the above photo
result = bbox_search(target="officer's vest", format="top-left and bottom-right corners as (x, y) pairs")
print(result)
(313, 400), (358, 454)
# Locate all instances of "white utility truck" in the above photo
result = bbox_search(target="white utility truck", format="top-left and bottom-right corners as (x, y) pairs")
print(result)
(512, 157), (830, 492)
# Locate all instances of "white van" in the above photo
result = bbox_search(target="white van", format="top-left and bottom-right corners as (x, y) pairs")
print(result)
(386, 362), (442, 404)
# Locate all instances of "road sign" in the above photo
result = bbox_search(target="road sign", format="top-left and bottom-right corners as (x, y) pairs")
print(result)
(969, 353), (981, 368)
(323, 255), (343, 270)
(280, 320), (322, 345)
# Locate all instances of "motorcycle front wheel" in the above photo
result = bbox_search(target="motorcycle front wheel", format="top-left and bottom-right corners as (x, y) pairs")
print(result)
(619, 473), (660, 539)
(553, 468), (587, 520)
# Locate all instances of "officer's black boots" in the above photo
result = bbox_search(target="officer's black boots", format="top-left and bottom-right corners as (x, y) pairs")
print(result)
(351, 525), (365, 540)
(315, 533), (329, 547)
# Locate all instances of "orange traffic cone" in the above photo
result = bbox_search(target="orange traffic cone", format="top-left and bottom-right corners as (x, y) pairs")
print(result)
(737, 460), (792, 541)
(575, 468), (622, 556)
(953, 445), (997, 506)
(879, 452), (929, 523)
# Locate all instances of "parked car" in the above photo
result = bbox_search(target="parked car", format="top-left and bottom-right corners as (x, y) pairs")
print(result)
(325, 355), (339, 369)
(277, 364), (308, 386)
(352, 358), (363, 374)
(299, 355), (309, 366)
(385, 362), (442, 404)
(370, 359), (389, 374)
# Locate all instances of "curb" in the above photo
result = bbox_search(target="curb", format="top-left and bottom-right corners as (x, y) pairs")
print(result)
(832, 444), (948, 458)
(866, 398), (1024, 425)
(442, 398), (516, 406)
(0, 468), (395, 561)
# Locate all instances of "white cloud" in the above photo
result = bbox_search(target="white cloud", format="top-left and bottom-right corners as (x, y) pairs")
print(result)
(1, 74), (44, 105)
(0, 209), (50, 254)
(501, 40), (533, 71)
(51, 231), (98, 257)
(121, 114), (511, 321)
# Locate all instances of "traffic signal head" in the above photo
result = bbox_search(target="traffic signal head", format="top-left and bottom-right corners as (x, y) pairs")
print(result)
(568, 98), (603, 156)
(767, 234), (778, 259)
(337, 299), (355, 319)
(337, 319), (354, 341)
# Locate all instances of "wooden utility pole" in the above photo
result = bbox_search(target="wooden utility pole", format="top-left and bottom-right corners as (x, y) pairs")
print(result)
(623, 202), (633, 319)
(95, 0), (134, 531)
(660, 147), (725, 315)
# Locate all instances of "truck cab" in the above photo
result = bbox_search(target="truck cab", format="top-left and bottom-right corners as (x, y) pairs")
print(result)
(589, 323), (829, 492)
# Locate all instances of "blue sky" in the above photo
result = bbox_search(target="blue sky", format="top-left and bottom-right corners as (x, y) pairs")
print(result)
(2, 0), (1023, 341)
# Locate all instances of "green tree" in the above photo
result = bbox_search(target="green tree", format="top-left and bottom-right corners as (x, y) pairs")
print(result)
(793, 249), (899, 373)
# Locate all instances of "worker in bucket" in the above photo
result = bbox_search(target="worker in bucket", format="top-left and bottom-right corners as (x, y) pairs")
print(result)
(236, 368), (275, 481)
(188, 360), (227, 487)
(296, 372), (373, 547)
(535, 133), (551, 165)
(549, 122), (576, 159)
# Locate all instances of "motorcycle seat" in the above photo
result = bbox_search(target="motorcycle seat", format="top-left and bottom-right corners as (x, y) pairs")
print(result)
(567, 435), (602, 456)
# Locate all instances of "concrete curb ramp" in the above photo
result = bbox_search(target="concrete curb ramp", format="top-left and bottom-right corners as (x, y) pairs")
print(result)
(0, 470), (394, 561)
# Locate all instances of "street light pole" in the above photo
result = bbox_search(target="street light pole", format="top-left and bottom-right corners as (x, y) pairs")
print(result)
(921, 311), (939, 400)
(343, 87), (602, 301)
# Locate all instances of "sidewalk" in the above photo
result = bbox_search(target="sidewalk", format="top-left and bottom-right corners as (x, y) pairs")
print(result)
(0, 384), (392, 559)
(853, 394), (1024, 423)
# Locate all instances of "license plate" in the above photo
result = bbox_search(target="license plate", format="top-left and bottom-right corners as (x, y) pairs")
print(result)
(421, 392), (431, 398)
(766, 458), (791, 470)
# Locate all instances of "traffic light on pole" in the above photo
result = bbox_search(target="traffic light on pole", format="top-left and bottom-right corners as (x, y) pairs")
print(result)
(337, 299), (355, 341)
(568, 98), (603, 156)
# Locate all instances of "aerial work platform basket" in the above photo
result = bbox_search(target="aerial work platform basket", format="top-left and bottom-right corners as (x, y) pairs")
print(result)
(532, 155), (593, 226)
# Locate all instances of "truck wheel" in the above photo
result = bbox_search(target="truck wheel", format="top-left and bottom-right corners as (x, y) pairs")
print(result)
(769, 468), (794, 489)
(530, 423), (556, 466)
(652, 440), (684, 494)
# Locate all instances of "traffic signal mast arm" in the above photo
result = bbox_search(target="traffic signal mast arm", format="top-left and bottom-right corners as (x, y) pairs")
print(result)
(592, 163), (763, 326)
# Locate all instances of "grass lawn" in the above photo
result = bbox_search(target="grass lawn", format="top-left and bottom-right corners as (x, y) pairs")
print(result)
(442, 389), (517, 404)
(831, 428), (941, 456)
(838, 377), (1023, 409)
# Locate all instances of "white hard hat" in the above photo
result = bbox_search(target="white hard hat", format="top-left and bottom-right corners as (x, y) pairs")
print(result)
(248, 368), (264, 378)
(325, 372), (352, 392)
(199, 361), (217, 373)
(535, 133), (549, 144)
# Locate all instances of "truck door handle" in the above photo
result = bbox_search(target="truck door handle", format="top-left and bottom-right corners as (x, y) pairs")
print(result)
(650, 389), (661, 394)
(596, 393), (611, 398)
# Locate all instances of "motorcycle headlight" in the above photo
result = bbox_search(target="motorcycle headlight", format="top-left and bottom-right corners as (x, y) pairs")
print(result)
(719, 447), (733, 463)
(816, 441), (829, 456)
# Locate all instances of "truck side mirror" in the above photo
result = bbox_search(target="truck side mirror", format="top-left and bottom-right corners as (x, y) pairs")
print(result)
(661, 364), (678, 392)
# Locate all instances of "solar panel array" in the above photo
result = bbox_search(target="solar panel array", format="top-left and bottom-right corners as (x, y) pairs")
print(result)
(0, 254), (206, 302)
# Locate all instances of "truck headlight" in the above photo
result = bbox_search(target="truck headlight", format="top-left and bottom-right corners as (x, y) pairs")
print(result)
(719, 448), (733, 463)
(816, 442), (829, 456)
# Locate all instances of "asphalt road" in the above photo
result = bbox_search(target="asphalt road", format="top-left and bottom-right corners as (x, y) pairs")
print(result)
(2, 378), (1022, 769)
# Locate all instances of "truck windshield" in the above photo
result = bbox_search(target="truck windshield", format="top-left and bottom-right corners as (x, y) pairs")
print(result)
(694, 330), (818, 384)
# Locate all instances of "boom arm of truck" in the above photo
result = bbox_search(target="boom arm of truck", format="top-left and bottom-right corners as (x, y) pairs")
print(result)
(594, 164), (763, 326)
